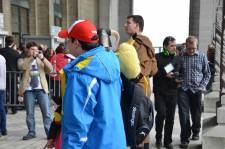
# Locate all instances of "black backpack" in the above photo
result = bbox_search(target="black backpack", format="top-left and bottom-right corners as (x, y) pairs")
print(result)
(121, 74), (154, 146)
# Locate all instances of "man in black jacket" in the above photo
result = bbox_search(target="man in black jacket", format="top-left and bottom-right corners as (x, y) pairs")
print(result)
(0, 36), (20, 114)
(153, 36), (182, 149)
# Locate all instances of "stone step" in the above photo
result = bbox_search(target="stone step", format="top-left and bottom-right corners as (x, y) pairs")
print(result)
(212, 82), (220, 91)
(217, 106), (225, 124)
(215, 64), (220, 73)
(221, 95), (225, 105)
(204, 91), (220, 113)
(202, 125), (225, 149)
(202, 113), (217, 134)
(214, 75), (220, 82)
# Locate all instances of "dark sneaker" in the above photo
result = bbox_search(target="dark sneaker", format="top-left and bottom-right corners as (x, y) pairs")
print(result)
(164, 143), (174, 149)
(156, 140), (162, 148)
(2, 130), (7, 136)
(180, 142), (188, 148)
(22, 134), (36, 140)
(192, 134), (199, 140)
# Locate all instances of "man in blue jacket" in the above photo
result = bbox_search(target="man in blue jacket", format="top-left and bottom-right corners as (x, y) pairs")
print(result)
(58, 19), (126, 149)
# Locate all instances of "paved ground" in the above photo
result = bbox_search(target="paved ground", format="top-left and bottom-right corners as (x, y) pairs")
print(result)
(0, 104), (204, 149)
(0, 107), (47, 149)
(149, 107), (202, 149)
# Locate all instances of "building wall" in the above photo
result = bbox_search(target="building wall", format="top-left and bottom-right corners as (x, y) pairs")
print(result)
(37, 0), (52, 36)
(189, 0), (200, 38)
(118, 0), (133, 42)
(2, 0), (11, 34)
(29, 0), (37, 35)
(0, 0), (133, 46)
(189, 0), (219, 51)
(198, 0), (219, 51)
(78, 0), (98, 25)
(61, 0), (78, 29)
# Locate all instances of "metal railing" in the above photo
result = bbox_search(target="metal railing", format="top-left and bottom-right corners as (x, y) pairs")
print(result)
(213, 1), (225, 107)
(4, 71), (61, 107)
(4, 47), (165, 108)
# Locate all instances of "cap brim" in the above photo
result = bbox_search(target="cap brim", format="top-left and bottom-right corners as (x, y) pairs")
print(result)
(58, 29), (69, 38)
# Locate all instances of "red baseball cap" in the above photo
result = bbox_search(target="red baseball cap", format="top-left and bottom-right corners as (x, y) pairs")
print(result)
(58, 20), (98, 43)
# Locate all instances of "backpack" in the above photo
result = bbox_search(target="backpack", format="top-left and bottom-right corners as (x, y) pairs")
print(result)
(121, 74), (154, 146)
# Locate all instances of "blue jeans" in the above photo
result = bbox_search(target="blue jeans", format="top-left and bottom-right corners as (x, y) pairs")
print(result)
(0, 90), (6, 134)
(24, 90), (52, 136)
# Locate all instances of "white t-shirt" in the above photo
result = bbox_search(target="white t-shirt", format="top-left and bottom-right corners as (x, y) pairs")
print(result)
(0, 55), (6, 90)
(26, 59), (42, 90)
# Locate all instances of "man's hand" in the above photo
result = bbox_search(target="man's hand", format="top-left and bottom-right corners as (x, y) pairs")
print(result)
(18, 96), (24, 103)
(166, 72), (175, 79)
(37, 51), (44, 61)
(33, 49), (39, 58)
(175, 79), (183, 83)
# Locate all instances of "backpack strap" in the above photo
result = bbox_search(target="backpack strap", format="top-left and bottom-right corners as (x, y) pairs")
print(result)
(128, 37), (151, 96)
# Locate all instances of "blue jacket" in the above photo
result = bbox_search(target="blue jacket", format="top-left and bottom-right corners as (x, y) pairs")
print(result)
(62, 46), (126, 149)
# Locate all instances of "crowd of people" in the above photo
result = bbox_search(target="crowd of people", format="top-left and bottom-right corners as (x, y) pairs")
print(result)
(0, 14), (214, 149)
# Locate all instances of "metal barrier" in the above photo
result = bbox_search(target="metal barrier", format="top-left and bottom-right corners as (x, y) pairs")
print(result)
(4, 47), (164, 108)
(5, 71), (23, 107)
(213, 3), (224, 107)
(4, 71), (61, 107)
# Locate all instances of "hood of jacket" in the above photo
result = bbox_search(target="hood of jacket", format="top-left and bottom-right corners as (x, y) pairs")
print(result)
(63, 46), (120, 83)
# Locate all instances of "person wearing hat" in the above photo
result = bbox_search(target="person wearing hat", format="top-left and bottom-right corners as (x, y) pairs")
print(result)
(58, 19), (126, 149)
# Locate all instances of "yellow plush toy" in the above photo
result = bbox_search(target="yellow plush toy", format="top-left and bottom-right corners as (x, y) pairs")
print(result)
(116, 41), (141, 79)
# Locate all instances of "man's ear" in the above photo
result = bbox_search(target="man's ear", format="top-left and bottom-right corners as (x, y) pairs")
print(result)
(73, 39), (79, 47)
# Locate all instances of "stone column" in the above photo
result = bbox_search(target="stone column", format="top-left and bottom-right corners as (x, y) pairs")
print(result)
(198, 0), (219, 51)
(2, 0), (11, 34)
(29, 0), (38, 35)
(98, 0), (110, 28)
(35, 0), (53, 36)
(78, 0), (98, 25)
(118, 0), (133, 42)
(67, 0), (78, 26)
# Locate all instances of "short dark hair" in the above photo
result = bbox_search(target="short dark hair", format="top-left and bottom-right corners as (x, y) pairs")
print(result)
(71, 35), (99, 51)
(26, 41), (38, 49)
(127, 15), (144, 32)
(5, 36), (14, 46)
(55, 45), (65, 54)
(163, 36), (176, 46)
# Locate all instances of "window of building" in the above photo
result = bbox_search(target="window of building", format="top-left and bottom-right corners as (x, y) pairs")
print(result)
(54, 0), (62, 27)
(11, 0), (29, 45)
(11, 3), (29, 45)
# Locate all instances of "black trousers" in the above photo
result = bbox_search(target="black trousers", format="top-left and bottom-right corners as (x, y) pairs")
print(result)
(154, 93), (177, 145)
(178, 89), (202, 142)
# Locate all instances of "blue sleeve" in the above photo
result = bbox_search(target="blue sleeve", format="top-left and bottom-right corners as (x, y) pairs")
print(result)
(62, 73), (99, 149)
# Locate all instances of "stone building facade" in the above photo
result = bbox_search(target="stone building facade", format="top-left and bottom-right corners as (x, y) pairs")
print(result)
(0, 0), (132, 47)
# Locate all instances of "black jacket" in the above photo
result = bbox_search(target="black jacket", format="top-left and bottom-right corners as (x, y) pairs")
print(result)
(0, 46), (20, 71)
(121, 74), (154, 146)
(153, 53), (182, 95)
